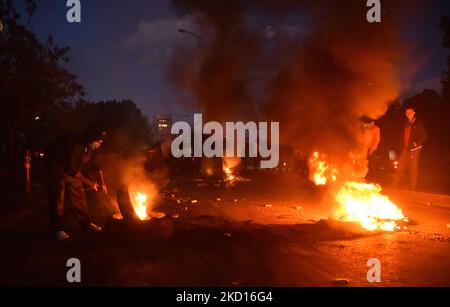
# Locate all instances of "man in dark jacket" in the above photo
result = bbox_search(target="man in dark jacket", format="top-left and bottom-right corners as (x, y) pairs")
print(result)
(45, 125), (107, 240)
(393, 107), (427, 190)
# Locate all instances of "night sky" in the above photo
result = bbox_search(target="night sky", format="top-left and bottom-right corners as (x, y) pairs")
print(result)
(23, 0), (450, 119)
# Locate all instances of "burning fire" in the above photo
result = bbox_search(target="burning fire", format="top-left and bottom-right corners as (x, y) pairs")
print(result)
(334, 182), (405, 231)
(224, 167), (235, 182)
(223, 157), (242, 185)
(132, 192), (150, 221)
(308, 151), (337, 185)
(309, 151), (407, 231)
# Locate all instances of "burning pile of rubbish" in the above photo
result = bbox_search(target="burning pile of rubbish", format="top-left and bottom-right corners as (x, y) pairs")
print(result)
(222, 157), (250, 187)
(308, 151), (408, 232)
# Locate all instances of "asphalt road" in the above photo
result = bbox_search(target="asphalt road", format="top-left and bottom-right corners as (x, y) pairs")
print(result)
(1, 173), (449, 286)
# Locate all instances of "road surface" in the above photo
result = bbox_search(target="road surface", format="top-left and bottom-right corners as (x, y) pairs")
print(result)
(1, 173), (449, 286)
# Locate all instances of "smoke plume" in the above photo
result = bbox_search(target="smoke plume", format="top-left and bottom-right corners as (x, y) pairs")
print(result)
(168, 0), (420, 156)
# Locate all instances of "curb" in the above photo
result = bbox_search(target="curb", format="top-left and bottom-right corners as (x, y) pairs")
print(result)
(384, 188), (450, 209)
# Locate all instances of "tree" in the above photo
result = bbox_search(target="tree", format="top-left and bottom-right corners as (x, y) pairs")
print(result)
(48, 100), (153, 155)
(0, 0), (85, 166)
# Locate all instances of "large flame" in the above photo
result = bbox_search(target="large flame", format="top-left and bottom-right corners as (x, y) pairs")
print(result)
(308, 151), (407, 231)
(334, 181), (405, 231)
(132, 192), (150, 221)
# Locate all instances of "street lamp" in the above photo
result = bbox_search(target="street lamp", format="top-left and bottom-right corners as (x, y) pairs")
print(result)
(178, 28), (215, 113)
(0, 20), (4, 32)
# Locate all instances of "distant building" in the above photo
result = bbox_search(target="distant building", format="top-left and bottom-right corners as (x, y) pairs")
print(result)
(151, 116), (172, 142)
(150, 114), (194, 142)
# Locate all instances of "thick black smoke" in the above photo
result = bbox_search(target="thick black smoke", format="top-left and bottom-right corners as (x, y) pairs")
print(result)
(168, 0), (420, 156)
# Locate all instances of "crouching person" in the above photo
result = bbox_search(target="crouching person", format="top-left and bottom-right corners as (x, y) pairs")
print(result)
(45, 125), (107, 240)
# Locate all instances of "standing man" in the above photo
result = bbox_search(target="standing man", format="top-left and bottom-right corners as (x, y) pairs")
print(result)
(393, 107), (427, 190)
(350, 116), (381, 178)
(361, 116), (381, 179)
(45, 124), (107, 240)
(361, 116), (381, 157)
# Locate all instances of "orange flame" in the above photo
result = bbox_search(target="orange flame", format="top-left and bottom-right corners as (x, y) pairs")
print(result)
(132, 192), (150, 221)
(224, 167), (235, 182)
(308, 151), (407, 231)
(308, 151), (338, 185)
(334, 181), (406, 231)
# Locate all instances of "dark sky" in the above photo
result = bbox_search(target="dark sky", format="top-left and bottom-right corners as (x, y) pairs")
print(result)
(24, 0), (450, 119)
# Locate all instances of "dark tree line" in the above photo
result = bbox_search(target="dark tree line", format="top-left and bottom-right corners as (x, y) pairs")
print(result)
(0, 1), (153, 175)
(49, 100), (153, 155)
(0, 0), (84, 166)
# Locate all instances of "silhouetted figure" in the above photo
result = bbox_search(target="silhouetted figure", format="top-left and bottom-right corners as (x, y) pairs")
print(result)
(45, 125), (107, 240)
(361, 117), (381, 157)
(393, 107), (427, 190)
(361, 116), (381, 179)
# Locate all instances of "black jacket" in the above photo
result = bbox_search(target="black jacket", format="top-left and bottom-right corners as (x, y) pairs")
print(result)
(403, 118), (427, 151)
